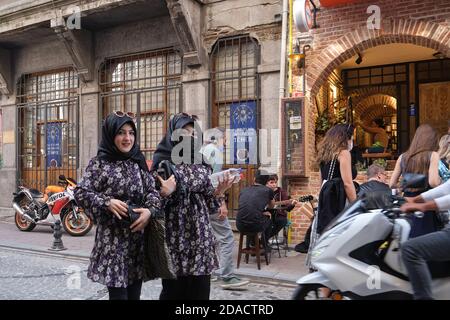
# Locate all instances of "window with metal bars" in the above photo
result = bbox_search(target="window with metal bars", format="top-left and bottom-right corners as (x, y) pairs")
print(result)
(210, 36), (260, 219)
(99, 49), (182, 161)
(0, 109), (2, 168)
(17, 68), (79, 190)
(211, 36), (260, 164)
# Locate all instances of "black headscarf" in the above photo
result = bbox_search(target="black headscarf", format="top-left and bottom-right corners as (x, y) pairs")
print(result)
(97, 113), (149, 172)
(151, 113), (202, 170)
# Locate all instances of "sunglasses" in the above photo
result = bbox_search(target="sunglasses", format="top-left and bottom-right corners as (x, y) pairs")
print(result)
(180, 112), (199, 121)
(113, 110), (136, 119)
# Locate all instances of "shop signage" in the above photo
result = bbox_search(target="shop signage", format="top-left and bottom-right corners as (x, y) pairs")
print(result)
(46, 122), (62, 168)
(230, 101), (257, 164)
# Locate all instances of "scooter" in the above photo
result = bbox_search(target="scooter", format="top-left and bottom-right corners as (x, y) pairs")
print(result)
(293, 174), (450, 300)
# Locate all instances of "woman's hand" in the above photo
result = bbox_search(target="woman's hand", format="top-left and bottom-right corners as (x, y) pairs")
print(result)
(108, 199), (129, 220)
(130, 208), (152, 232)
(405, 196), (424, 204)
(214, 172), (234, 197)
(291, 199), (299, 206)
(218, 202), (228, 220)
(158, 175), (176, 197)
(262, 211), (272, 219)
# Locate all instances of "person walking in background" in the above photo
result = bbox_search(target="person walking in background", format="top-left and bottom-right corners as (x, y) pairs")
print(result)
(74, 112), (162, 300)
(316, 123), (358, 235)
(389, 124), (441, 238)
(266, 174), (298, 239)
(151, 113), (231, 300)
(438, 134), (450, 183)
(201, 127), (249, 290)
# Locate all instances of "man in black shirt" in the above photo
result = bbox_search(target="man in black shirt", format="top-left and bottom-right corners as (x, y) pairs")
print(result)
(358, 164), (392, 209)
(236, 169), (275, 249)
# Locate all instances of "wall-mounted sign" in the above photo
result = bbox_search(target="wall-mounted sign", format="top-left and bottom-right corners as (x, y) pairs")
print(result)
(293, 0), (314, 33)
(230, 101), (257, 165)
(409, 103), (416, 117)
(46, 122), (62, 168)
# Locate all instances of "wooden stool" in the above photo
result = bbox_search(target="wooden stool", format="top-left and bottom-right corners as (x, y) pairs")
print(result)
(236, 231), (270, 270)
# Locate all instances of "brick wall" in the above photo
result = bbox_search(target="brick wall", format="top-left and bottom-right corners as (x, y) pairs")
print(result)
(286, 0), (449, 242)
(287, 170), (395, 244)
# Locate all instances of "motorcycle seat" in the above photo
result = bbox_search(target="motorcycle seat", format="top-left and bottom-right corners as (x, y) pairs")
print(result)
(428, 261), (450, 279)
(29, 189), (44, 198)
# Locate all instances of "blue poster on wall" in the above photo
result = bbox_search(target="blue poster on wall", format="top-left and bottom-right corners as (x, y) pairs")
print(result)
(230, 101), (257, 164)
(46, 122), (62, 168)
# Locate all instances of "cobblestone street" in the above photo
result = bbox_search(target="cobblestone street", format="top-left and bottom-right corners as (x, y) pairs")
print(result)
(0, 247), (296, 300)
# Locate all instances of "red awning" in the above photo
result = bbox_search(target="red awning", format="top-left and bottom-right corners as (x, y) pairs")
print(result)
(319, 0), (360, 7)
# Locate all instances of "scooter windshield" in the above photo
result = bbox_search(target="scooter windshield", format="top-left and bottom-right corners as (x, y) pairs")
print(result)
(323, 199), (365, 233)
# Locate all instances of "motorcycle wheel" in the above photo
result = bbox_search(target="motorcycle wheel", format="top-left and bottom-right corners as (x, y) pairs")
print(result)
(292, 284), (331, 300)
(14, 212), (36, 232)
(62, 208), (93, 237)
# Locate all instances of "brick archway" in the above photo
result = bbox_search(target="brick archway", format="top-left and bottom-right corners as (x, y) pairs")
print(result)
(355, 94), (397, 120)
(308, 19), (450, 96)
(363, 104), (396, 121)
(350, 85), (397, 108)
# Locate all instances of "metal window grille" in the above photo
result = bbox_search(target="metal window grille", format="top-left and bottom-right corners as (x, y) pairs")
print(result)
(0, 109), (2, 168)
(211, 36), (260, 218)
(100, 49), (182, 161)
(17, 68), (79, 191)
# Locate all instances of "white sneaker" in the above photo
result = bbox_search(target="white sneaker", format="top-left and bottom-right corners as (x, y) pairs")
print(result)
(220, 277), (250, 290)
(210, 275), (219, 282)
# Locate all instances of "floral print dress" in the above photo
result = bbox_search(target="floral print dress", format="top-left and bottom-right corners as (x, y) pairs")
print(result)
(74, 157), (161, 288)
(157, 163), (220, 277)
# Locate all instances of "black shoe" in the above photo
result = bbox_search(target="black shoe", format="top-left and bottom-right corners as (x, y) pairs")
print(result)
(295, 242), (309, 254)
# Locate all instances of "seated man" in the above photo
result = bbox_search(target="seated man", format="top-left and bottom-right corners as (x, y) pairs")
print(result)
(266, 174), (297, 240)
(358, 164), (391, 196)
(236, 169), (274, 250)
(358, 164), (392, 209)
(400, 180), (450, 300)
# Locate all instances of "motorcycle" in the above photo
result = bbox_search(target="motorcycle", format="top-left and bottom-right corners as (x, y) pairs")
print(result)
(12, 175), (94, 237)
(293, 174), (450, 300)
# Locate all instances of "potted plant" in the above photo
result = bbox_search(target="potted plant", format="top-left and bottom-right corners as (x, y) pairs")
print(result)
(368, 141), (384, 153)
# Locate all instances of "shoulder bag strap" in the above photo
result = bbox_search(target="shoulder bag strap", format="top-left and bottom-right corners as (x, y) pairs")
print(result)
(327, 155), (337, 181)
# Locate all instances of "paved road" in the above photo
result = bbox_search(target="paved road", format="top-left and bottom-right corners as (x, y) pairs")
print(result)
(0, 216), (309, 283)
(0, 247), (297, 300)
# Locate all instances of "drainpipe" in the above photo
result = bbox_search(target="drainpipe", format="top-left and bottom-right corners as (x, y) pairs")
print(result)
(278, 0), (288, 181)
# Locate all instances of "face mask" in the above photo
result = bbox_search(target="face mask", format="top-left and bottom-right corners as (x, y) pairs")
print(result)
(348, 140), (353, 151)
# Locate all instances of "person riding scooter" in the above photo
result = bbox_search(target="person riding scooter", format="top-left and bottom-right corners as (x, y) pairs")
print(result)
(400, 179), (450, 300)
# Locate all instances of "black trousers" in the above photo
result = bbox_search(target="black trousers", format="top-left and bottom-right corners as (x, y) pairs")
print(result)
(107, 280), (143, 300)
(402, 227), (450, 300)
(237, 216), (272, 247)
(160, 275), (211, 300)
(270, 215), (288, 239)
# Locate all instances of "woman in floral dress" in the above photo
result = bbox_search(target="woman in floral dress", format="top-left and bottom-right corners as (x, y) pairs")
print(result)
(74, 112), (161, 300)
(151, 113), (230, 300)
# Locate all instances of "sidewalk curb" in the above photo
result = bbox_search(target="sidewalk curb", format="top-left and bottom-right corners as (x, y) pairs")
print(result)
(0, 244), (90, 260)
(0, 243), (299, 286)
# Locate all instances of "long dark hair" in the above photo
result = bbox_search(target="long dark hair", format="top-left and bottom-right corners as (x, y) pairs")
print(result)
(403, 124), (439, 175)
(317, 123), (354, 164)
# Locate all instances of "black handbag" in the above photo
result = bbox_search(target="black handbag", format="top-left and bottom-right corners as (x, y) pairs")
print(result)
(157, 160), (176, 181)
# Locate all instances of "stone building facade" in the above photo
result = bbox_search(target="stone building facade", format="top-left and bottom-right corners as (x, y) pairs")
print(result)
(1, 0), (449, 243)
